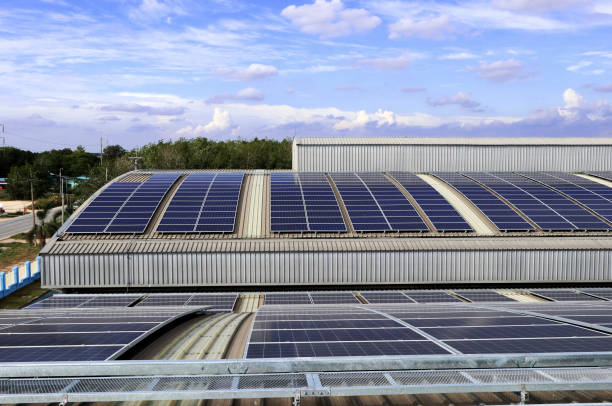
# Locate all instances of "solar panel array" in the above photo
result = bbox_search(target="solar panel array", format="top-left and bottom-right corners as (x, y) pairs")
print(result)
(263, 292), (361, 305)
(0, 308), (194, 362)
(530, 290), (604, 302)
(434, 172), (534, 231)
(246, 302), (612, 358)
(581, 288), (612, 301)
(135, 293), (238, 312)
(246, 305), (450, 358)
(329, 173), (429, 232)
(28, 294), (141, 309)
(588, 172), (612, 183)
(463, 172), (576, 231)
(66, 173), (180, 233)
(269, 173), (346, 232)
(157, 172), (243, 233)
(494, 172), (610, 231)
(388, 172), (471, 232)
(519, 172), (612, 226)
(452, 290), (516, 302)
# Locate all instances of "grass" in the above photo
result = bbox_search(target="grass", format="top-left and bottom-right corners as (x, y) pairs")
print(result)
(0, 241), (40, 270)
(9, 232), (28, 240)
(0, 189), (8, 201)
(0, 280), (49, 309)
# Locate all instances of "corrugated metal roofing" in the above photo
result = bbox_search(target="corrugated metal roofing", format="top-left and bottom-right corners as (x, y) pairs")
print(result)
(45, 237), (612, 255)
(294, 137), (612, 146)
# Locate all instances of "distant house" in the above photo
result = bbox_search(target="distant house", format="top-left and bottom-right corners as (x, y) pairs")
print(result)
(0, 178), (7, 190)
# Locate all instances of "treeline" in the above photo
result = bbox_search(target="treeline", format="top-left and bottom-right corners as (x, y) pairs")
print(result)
(2, 137), (292, 203)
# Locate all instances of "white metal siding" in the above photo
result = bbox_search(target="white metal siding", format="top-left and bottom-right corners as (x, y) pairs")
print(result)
(42, 249), (612, 288)
(295, 145), (612, 172)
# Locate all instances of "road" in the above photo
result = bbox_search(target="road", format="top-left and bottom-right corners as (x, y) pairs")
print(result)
(0, 207), (62, 240)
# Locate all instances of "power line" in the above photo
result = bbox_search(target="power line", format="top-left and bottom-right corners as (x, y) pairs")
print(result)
(3, 130), (99, 149)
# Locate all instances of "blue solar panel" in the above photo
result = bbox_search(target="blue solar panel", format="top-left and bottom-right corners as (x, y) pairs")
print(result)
(270, 173), (346, 232)
(66, 174), (179, 234)
(499, 173), (611, 231)
(433, 172), (534, 232)
(329, 173), (429, 232)
(389, 172), (471, 232)
(157, 172), (243, 233)
(517, 172), (612, 228)
(463, 172), (576, 231)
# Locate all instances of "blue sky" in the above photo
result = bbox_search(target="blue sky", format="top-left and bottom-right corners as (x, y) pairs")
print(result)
(1, 0), (612, 151)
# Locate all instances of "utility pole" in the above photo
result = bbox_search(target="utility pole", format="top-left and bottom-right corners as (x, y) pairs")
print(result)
(59, 168), (65, 224)
(128, 156), (142, 171)
(29, 168), (35, 230)
(1, 124), (5, 148)
(100, 137), (103, 165)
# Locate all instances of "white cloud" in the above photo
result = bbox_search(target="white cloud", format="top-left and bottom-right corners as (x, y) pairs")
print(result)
(428, 92), (483, 112)
(334, 109), (396, 130)
(356, 56), (412, 70)
(177, 108), (233, 135)
(281, 0), (381, 38)
(440, 52), (478, 60)
(128, 0), (184, 22)
(567, 60), (593, 71)
(470, 59), (528, 82)
(389, 15), (453, 40)
(100, 103), (186, 116)
(206, 87), (264, 104)
(558, 88), (612, 121)
(212, 64), (278, 81)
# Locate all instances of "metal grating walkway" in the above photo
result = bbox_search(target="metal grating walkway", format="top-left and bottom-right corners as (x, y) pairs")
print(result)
(2, 367), (612, 403)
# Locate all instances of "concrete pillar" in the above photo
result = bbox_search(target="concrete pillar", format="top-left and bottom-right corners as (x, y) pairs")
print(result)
(25, 261), (31, 280)
(12, 266), (19, 287)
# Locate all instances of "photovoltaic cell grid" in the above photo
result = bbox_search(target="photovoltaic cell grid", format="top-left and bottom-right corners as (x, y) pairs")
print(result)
(433, 172), (534, 231)
(0, 308), (193, 362)
(452, 290), (516, 302)
(246, 305), (450, 358)
(269, 173), (345, 232)
(379, 303), (612, 354)
(388, 172), (471, 232)
(27, 294), (141, 309)
(329, 173), (429, 232)
(264, 293), (312, 305)
(246, 302), (612, 358)
(588, 172), (612, 183)
(529, 290), (604, 302)
(494, 172), (611, 231)
(135, 294), (238, 312)
(463, 172), (576, 231)
(519, 172), (612, 227)
(66, 173), (180, 233)
(580, 288), (612, 301)
(157, 172), (244, 233)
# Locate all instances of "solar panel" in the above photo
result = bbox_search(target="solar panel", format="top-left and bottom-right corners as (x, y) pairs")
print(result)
(388, 172), (472, 232)
(309, 292), (361, 304)
(270, 173), (346, 233)
(264, 293), (312, 305)
(579, 288), (612, 301)
(329, 173), (428, 232)
(185, 294), (238, 312)
(530, 290), (604, 302)
(27, 294), (141, 309)
(433, 172), (534, 231)
(463, 172), (576, 231)
(360, 291), (415, 304)
(66, 173), (180, 234)
(493, 172), (611, 231)
(452, 290), (516, 302)
(403, 291), (462, 303)
(517, 172), (612, 229)
(157, 172), (244, 233)
(587, 172), (612, 183)
(0, 308), (197, 362)
(246, 305), (450, 358)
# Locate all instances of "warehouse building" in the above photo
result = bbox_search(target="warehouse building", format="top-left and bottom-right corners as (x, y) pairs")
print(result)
(38, 137), (612, 289)
(292, 137), (612, 172)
